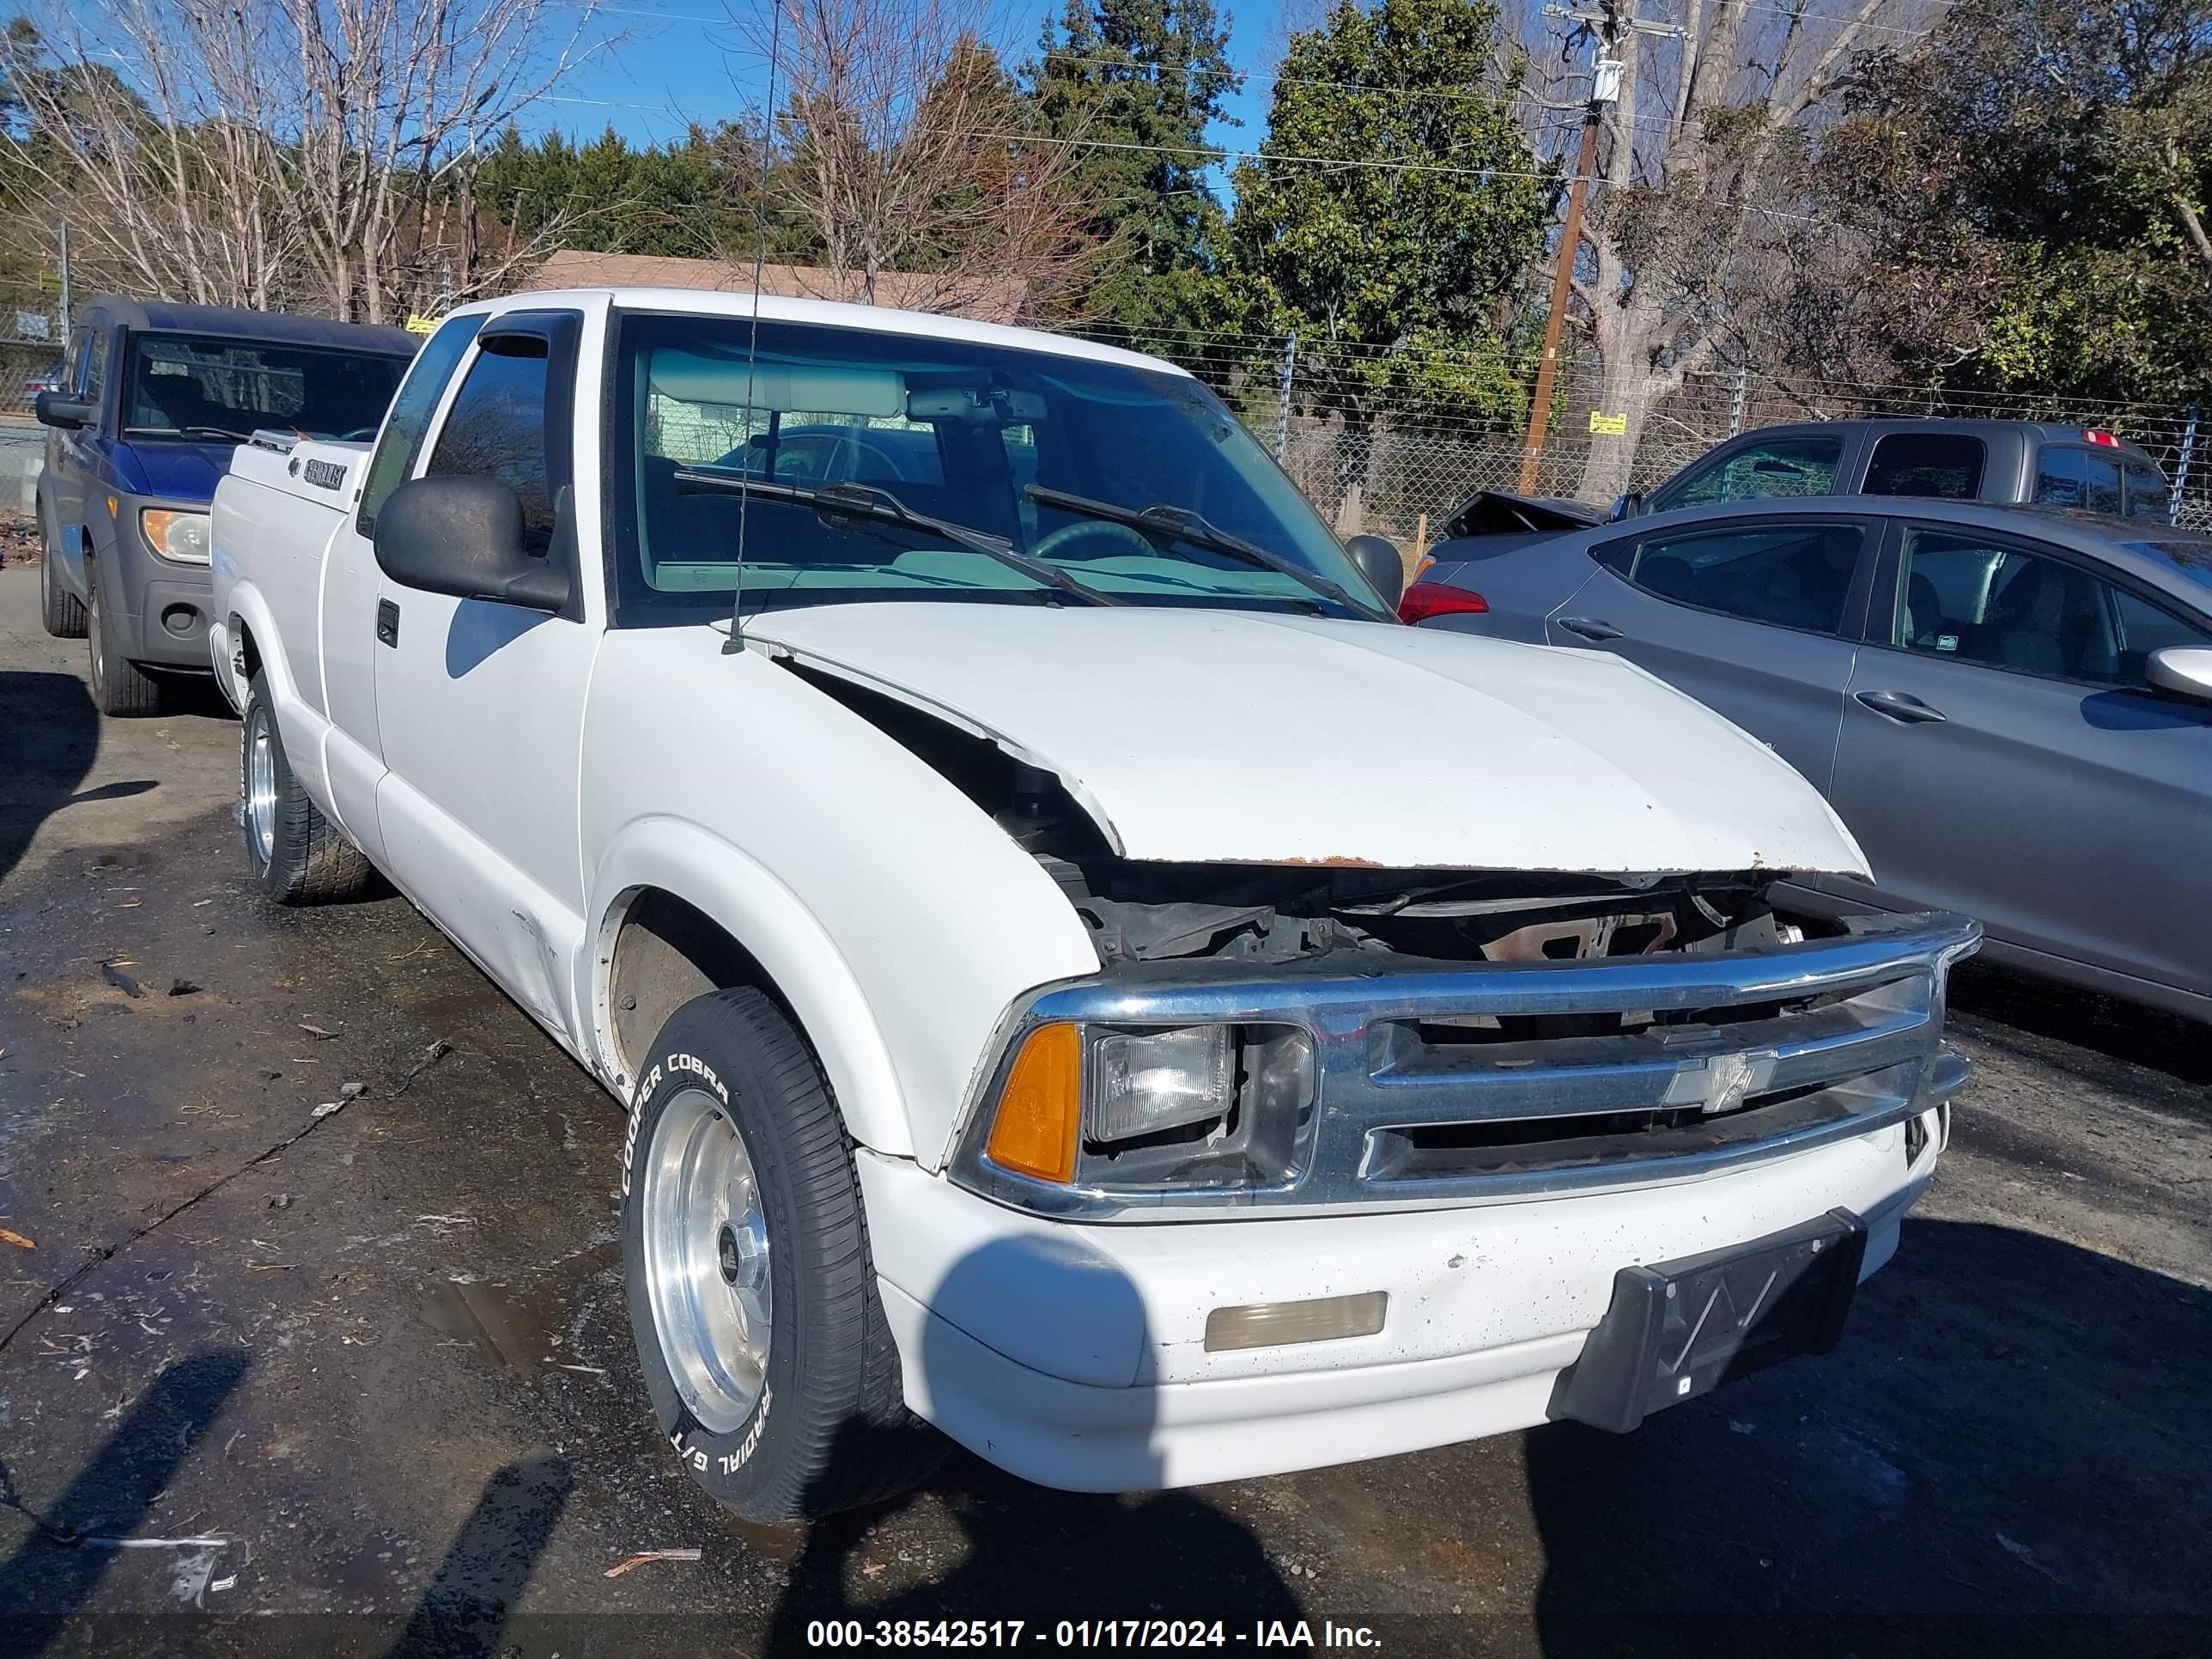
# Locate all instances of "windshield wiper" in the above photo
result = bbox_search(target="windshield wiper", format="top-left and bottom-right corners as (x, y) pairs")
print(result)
(1023, 483), (1396, 623)
(676, 471), (1123, 608)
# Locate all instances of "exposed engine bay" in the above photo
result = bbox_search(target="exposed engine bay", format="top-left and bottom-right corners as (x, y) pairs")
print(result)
(789, 659), (1831, 969)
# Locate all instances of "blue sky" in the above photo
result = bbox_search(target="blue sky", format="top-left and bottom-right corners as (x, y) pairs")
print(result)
(541, 0), (1284, 162)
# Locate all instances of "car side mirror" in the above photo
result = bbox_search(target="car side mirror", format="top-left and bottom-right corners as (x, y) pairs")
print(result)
(1608, 491), (1642, 523)
(374, 474), (570, 613)
(1342, 534), (1405, 609)
(35, 392), (94, 429)
(2146, 646), (2212, 703)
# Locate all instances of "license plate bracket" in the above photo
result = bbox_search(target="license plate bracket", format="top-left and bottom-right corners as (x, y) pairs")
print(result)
(1549, 1207), (1867, 1433)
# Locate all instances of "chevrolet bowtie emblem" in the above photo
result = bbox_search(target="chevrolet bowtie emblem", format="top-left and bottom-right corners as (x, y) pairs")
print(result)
(1663, 1049), (1777, 1115)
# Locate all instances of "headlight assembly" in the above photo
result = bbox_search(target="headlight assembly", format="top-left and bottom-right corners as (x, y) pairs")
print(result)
(142, 508), (212, 565)
(969, 1019), (1316, 1201)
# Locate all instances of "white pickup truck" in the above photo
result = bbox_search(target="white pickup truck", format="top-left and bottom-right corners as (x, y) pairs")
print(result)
(210, 286), (1978, 1522)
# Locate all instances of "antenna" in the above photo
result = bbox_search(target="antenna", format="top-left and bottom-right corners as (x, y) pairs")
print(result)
(723, 0), (786, 654)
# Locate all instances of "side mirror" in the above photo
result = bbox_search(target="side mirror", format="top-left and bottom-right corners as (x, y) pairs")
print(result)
(2147, 646), (2212, 703)
(1608, 491), (1642, 523)
(1342, 534), (1404, 610)
(35, 392), (94, 429)
(374, 474), (570, 613)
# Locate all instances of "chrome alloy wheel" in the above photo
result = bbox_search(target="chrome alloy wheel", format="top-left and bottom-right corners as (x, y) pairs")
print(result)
(641, 1086), (773, 1433)
(243, 702), (277, 872)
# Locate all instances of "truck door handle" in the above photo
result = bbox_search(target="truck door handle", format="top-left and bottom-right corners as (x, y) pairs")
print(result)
(1558, 617), (1623, 642)
(375, 599), (400, 647)
(1855, 689), (1945, 724)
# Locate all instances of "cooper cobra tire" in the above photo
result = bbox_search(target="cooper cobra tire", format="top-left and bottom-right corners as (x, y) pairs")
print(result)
(622, 988), (942, 1522)
(87, 569), (161, 717)
(240, 671), (376, 904)
(39, 507), (87, 638)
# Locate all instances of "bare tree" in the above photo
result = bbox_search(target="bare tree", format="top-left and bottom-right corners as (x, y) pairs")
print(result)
(1531, 0), (1931, 498)
(755, 0), (1096, 320)
(1, 0), (605, 320)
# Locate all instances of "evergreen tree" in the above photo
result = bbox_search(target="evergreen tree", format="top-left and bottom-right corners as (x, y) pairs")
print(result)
(1027, 0), (1241, 337)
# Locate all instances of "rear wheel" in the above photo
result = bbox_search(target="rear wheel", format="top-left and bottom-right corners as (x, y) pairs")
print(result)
(86, 569), (161, 717)
(622, 988), (941, 1522)
(38, 509), (86, 638)
(240, 671), (376, 904)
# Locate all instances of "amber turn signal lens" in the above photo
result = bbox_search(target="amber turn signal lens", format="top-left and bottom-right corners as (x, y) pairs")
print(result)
(986, 1022), (1082, 1183)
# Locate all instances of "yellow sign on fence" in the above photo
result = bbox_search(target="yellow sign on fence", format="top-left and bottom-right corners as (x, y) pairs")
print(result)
(1588, 410), (1628, 435)
(404, 315), (439, 336)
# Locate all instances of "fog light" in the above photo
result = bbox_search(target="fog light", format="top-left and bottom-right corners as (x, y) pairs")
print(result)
(161, 604), (199, 637)
(1204, 1291), (1387, 1353)
(1089, 1025), (1233, 1143)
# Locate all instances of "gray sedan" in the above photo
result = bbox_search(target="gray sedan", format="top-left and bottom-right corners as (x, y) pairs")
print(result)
(1414, 498), (2212, 1018)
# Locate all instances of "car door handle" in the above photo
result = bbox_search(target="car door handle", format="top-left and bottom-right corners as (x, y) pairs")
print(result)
(375, 599), (400, 648)
(1558, 617), (1624, 642)
(1855, 689), (1946, 724)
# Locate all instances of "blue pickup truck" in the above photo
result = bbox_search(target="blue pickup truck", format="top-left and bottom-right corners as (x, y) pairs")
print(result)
(34, 298), (416, 714)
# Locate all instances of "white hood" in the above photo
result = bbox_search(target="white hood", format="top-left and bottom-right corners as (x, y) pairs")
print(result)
(747, 604), (1869, 876)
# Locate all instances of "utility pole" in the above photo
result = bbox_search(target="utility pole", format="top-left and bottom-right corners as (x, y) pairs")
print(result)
(1518, 0), (1676, 495)
(58, 220), (71, 331)
(1274, 331), (1297, 465)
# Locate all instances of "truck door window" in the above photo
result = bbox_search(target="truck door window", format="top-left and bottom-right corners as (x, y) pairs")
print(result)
(1895, 528), (2136, 684)
(1625, 521), (1864, 634)
(424, 339), (556, 553)
(356, 314), (485, 537)
(1658, 435), (1844, 510)
(1862, 433), (1985, 499)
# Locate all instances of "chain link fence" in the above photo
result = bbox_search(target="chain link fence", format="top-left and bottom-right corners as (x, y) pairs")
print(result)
(0, 277), (69, 420)
(1087, 325), (2212, 561)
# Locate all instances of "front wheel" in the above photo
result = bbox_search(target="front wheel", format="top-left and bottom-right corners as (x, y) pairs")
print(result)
(87, 571), (161, 716)
(621, 988), (940, 1522)
(39, 510), (86, 638)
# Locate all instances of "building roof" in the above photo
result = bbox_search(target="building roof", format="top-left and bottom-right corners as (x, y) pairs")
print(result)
(78, 296), (417, 356)
(528, 251), (1030, 326)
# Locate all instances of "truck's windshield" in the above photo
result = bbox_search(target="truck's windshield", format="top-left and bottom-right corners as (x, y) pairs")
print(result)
(123, 334), (410, 443)
(608, 310), (1383, 619)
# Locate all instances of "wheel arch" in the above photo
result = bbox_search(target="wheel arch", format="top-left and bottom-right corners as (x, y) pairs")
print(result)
(587, 819), (914, 1159)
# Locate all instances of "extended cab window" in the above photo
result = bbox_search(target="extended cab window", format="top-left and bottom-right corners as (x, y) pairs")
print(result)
(1656, 435), (1844, 511)
(1893, 527), (2201, 688)
(1619, 522), (1864, 634)
(1863, 433), (1985, 500)
(424, 337), (557, 552)
(357, 314), (483, 536)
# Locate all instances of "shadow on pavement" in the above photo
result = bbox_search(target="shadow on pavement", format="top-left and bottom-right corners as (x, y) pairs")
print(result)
(1948, 959), (2212, 1094)
(0, 1347), (250, 1655)
(763, 1239), (1300, 1656)
(0, 670), (106, 883)
(1527, 1218), (2212, 1657)
(381, 1450), (573, 1659)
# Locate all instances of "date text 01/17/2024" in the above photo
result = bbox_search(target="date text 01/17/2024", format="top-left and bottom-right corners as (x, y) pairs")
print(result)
(803, 1621), (1384, 1649)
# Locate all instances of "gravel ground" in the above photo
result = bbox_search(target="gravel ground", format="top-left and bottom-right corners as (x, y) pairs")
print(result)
(1, 556), (2206, 1658)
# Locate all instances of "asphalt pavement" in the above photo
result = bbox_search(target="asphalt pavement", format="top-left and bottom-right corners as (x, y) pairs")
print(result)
(1, 556), (2207, 1658)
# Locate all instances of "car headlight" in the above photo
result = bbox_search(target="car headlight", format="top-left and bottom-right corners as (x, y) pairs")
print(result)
(142, 508), (211, 565)
(974, 1020), (1315, 1196)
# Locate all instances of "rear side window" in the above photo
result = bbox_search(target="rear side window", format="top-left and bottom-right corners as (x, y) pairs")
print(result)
(1624, 522), (1865, 635)
(2121, 459), (2170, 524)
(2033, 447), (2124, 515)
(356, 314), (485, 537)
(1863, 433), (1984, 500)
(424, 339), (556, 552)
(1660, 435), (1844, 510)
